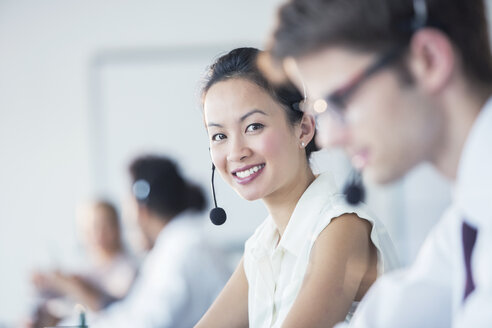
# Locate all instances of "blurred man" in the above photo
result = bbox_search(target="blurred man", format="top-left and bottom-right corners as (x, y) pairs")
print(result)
(266, 0), (492, 326)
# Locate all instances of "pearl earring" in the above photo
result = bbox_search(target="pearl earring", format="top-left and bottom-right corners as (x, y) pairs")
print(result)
(301, 142), (305, 148)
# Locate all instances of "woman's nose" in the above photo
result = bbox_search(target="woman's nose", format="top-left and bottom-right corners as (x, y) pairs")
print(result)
(226, 136), (252, 162)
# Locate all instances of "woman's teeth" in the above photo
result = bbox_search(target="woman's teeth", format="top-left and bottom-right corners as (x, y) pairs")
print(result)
(236, 164), (265, 178)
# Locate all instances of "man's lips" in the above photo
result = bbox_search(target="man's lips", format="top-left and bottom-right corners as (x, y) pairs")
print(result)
(351, 149), (369, 170)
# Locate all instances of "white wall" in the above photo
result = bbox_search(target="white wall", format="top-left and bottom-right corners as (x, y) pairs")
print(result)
(0, 0), (490, 325)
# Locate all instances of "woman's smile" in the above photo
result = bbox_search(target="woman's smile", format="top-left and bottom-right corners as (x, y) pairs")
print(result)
(232, 163), (266, 185)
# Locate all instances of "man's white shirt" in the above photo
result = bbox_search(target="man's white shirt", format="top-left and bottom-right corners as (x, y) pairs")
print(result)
(337, 97), (492, 327)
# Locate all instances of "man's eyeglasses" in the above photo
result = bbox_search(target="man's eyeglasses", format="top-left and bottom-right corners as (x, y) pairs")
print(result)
(299, 46), (405, 123)
(298, 0), (428, 123)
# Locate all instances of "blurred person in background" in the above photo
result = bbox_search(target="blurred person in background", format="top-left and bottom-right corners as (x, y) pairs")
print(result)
(28, 200), (137, 327)
(59, 154), (229, 328)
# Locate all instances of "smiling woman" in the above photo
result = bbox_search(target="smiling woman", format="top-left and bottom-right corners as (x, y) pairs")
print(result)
(195, 47), (399, 328)
(204, 77), (311, 203)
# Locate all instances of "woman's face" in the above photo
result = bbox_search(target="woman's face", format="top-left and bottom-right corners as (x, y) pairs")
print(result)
(203, 78), (307, 202)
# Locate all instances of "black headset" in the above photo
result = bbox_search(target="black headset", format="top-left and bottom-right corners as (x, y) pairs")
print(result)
(209, 163), (227, 225)
(343, 169), (365, 205)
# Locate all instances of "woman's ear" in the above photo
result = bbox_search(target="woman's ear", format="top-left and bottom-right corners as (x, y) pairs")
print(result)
(298, 114), (316, 148)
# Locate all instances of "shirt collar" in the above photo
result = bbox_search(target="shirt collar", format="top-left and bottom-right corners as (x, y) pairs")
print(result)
(455, 96), (492, 227)
(278, 172), (339, 257)
(247, 216), (278, 260)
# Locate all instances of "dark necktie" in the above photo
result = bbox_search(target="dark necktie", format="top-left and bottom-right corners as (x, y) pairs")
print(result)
(462, 220), (478, 301)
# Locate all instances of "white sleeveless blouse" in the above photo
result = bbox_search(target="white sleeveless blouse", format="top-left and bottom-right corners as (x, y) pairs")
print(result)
(243, 172), (399, 327)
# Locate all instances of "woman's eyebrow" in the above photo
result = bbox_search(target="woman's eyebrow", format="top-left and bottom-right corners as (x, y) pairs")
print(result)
(207, 109), (268, 128)
(239, 109), (268, 122)
(206, 122), (223, 128)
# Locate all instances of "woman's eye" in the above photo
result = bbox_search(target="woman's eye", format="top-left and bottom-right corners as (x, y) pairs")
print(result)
(245, 123), (264, 133)
(212, 133), (226, 142)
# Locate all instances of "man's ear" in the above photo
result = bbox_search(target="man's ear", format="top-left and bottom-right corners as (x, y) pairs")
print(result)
(408, 28), (455, 94)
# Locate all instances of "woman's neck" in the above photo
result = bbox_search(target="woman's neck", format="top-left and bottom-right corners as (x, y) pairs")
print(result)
(263, 165), (315, 237)
(145, 215), (169, 247)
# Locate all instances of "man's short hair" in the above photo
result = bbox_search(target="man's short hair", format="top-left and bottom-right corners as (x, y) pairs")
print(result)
(270, 0), (492, 85)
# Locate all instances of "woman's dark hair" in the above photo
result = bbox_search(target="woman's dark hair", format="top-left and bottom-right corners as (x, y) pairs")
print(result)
(129, 155), (206, 219)
(201, 47), (319, 159)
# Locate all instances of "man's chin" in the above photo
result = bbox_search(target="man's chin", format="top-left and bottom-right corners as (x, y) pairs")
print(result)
(365, 166), (407, 186)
